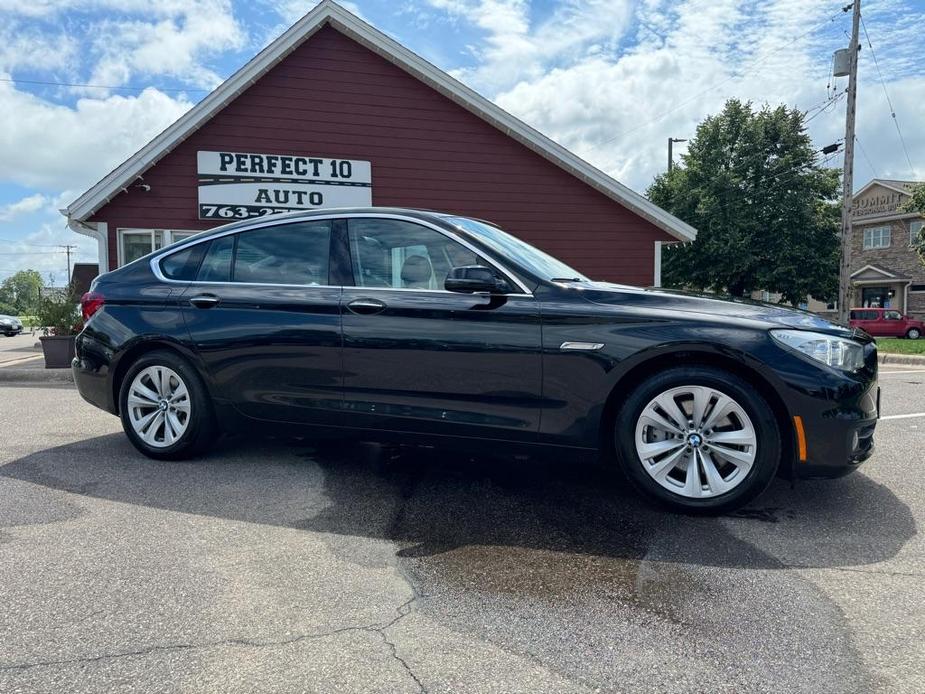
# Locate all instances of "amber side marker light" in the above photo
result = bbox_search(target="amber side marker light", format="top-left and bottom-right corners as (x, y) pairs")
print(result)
(793, 416), (808, 462)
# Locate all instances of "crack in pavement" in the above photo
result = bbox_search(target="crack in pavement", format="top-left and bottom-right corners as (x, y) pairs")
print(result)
(0, 595), (424, 692)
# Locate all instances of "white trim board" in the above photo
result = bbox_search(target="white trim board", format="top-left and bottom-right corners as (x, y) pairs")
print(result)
(62, 0), (696, 244)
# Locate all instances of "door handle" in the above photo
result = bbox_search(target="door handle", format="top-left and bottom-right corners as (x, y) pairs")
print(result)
(347, 298), (387, 315)
(189, 294), (220, 309)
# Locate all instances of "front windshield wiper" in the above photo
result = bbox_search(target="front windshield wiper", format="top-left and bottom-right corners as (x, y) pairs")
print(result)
(550, 277), (584, 282)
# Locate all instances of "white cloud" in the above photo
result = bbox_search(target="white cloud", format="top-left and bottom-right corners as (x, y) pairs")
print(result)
(425, 0), (634, 93)
(84, 2), (247, 92)
(0, 22), (79, 73)
(479, 0), (925, 191)
(0, 80), (193, 191)
(0, 193), (46, 221)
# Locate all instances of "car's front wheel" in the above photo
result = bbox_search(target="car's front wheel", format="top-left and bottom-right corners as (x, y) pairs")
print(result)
(615, 366), (780, 513)
(118, 350), (216, 460)
(906, 328), (921, 340)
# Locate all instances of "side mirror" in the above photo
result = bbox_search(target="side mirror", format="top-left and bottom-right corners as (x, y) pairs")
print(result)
(444, 265), (508, 294)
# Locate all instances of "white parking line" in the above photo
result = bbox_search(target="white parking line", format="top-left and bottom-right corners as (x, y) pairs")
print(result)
(880, 412), (925, 421)
(879, 369), (925, 375)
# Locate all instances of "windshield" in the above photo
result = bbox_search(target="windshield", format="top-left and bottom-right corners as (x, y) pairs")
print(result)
(444, 216), (589, 282)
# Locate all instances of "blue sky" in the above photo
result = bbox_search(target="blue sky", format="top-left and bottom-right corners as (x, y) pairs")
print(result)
(1, 0), (924, 284)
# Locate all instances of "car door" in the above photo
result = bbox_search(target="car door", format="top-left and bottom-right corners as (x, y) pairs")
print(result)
(178, 219), (343, 424)
(857, 309), (878, 335)
(338, 216), (542, 441)
(883, 310), (905, 337)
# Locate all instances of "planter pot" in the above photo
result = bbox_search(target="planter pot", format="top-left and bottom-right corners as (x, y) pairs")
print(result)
(39, 335), (76, 369)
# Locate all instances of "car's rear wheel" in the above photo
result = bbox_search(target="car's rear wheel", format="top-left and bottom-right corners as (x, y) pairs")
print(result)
(615, 366), (780, 513)
(118, 350), (216, 460)
(906, 328), (921, 340)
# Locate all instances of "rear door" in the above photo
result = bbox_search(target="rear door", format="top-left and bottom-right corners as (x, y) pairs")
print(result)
(882, 309), (905, 337)
(178, 219), (343, 424)
(856, 309), (879, 335)
(338, 217), (543, 441)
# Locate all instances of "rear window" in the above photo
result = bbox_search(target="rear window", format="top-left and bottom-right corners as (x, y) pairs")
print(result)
(193, 221), (332, 285)
(234, 221), (330, 285)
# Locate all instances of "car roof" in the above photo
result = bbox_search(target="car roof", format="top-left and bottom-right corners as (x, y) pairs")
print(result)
(180, 207), (467, 242)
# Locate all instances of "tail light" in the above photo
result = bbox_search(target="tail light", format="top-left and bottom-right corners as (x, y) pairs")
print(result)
(80, 291), (105, 321)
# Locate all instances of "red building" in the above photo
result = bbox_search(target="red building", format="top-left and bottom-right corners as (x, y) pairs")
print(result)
(65, 0), (695, 285)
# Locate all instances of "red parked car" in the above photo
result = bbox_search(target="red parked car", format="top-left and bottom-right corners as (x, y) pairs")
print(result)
(849, 307), (924, 339)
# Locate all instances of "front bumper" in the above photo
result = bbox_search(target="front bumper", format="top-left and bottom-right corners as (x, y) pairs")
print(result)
(776, 344), (879, 479)
(2, 324), (22, 335)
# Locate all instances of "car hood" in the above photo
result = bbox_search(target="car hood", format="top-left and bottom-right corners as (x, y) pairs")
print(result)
(0, 314), (21, 322)
(575, 282), (852, 334)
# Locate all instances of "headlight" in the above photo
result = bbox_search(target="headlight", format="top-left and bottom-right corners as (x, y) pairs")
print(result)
(770, 330), (864, 371)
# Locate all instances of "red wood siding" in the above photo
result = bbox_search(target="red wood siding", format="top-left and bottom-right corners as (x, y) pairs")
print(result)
(92, 23), (673, 281)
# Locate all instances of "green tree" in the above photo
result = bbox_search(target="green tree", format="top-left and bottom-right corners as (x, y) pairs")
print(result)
(648, 99), (841, 305)
(902, 183), (925, 267)
(0, 269), (45, 315)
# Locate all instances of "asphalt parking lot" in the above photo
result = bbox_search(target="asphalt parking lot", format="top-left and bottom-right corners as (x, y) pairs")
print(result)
(1, 344), (923, 692)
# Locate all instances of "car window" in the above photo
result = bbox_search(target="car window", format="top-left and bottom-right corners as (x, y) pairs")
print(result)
(865, 310), (879, 320)
(884, 310), (902, 320)
(197, 236), (235, 282)
(233, 221), (331, 285)
(849, 311), (859, 320)
(160, 244), (207, 281)
(347, 219), (488, 290)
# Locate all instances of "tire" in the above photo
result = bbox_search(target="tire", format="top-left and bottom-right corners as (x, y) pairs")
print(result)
(614, 366), (780, 514)
(906, 328), (921, 340)
(118, 350), (217, 460)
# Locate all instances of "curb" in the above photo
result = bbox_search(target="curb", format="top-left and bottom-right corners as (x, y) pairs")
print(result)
(878, 353), (925, 366)
(0, 367), (74, 384)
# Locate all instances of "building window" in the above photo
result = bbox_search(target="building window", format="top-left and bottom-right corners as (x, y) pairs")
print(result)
(910, 220), (924, 247)
(911, 284), (925, 293)
(118, 229), (199, 266)
(862, 226), (891, 250)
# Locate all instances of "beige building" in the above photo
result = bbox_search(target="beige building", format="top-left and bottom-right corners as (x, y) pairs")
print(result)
(847, 179), (924, 318)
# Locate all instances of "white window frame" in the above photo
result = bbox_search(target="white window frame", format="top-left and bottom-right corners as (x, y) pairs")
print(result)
(862, 225), (891, 250)
(117, 228), (199, 266)
(910, 219), (923, 247)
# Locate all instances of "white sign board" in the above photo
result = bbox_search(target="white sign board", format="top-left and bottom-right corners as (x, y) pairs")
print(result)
(197, 151), (372, 220)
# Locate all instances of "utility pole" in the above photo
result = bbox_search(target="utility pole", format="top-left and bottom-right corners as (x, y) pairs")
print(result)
(838, 0), (861, 325)
(668, 138), (687, 172)
(59, 245), (77, 287)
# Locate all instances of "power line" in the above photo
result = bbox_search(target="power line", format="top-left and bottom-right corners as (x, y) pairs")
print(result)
(0, 237), (63, 247)
(859, 16), (916, 176)
(0, 76), (210, 94)
(854, 135), (879, 178)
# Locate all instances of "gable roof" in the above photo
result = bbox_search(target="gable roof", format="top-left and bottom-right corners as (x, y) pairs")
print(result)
(64, 0), (695, 242)
(850, 264), (909, 281)
(853, 179), (921, 200)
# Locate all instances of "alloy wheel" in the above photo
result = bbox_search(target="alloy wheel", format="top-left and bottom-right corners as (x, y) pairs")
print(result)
(634, 385), (757, 499)
(127, 365), (191, 448)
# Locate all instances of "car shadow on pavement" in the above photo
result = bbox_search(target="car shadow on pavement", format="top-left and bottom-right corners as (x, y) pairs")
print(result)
(1, 432), (915, 573)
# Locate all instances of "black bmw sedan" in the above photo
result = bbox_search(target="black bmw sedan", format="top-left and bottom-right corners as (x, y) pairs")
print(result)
(72, 208), (879, 513)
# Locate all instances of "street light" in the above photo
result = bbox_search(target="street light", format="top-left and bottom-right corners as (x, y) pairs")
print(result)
(668, 138), (687, 172)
